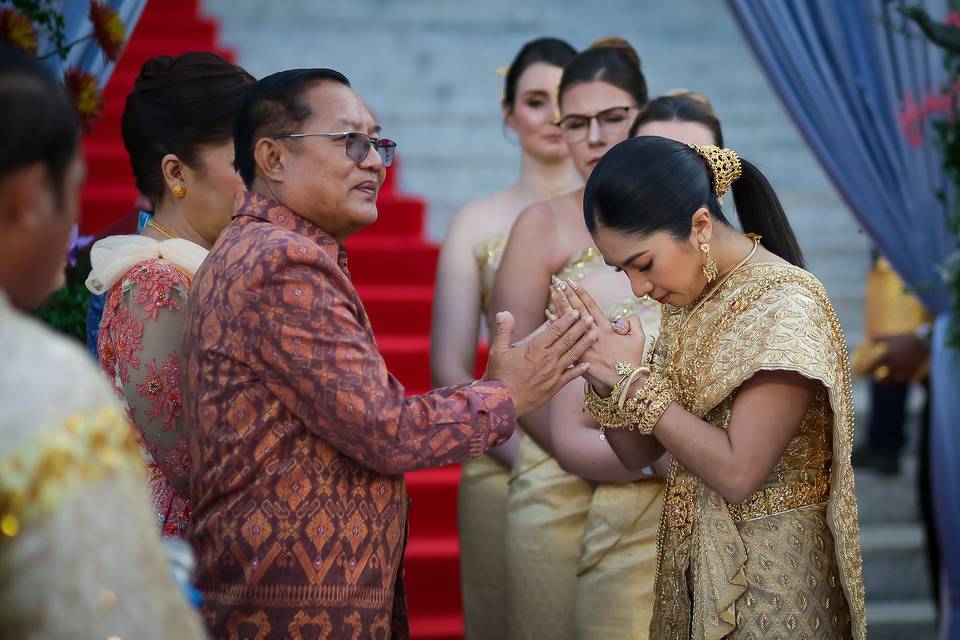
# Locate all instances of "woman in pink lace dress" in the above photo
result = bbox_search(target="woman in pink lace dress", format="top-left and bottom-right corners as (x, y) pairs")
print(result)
(86, 53), (254, 537)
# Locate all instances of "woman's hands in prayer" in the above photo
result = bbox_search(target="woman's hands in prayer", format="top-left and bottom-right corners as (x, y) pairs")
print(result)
(548, 278), (647, 395)
(483, 309), (598, 417)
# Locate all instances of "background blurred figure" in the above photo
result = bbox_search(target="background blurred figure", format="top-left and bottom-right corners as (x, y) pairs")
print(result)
(0, 44), (204, 640)
(852, 256), (931, 474)
(429, 36), (579, 640)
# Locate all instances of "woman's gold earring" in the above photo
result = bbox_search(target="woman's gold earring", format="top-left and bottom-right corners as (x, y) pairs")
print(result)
(701, 243), (718, 283)
(172, 184), (186, 199)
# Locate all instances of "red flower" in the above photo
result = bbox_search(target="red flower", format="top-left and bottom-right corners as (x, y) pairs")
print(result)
(947, 11), (960, 27)
(63, 67), (104, 132)
(89, 1), (125, 61)
(0, 8), (38, 56)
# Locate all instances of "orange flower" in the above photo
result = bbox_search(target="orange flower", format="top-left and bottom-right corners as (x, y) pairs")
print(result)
(0, 8), (38, 56)
(63, 68), (104, 131)
(89, 1), (125, 61)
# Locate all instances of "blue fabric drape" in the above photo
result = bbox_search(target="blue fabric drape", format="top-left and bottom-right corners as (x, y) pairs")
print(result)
(727, 1), (960, 638)
(728, 0), (954, 311)
(932, 313), (960, 637)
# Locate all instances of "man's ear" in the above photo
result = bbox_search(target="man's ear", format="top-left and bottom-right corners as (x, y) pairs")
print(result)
(254, 138), (287, 183)
(0, 163), (49, 229)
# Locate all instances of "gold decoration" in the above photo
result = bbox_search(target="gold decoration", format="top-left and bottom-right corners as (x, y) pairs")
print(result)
(147, 219), (178, 239)
(583, 368), (676, 439)
(171, 184), (187, 199)
(700, 242), (718, 283)
(0, 406), (141, 539)
(681, 234), (760, 333)
(690, 143), (743, 197)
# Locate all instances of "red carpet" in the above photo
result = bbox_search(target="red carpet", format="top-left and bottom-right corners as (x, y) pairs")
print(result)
(83, 2), (470, 637)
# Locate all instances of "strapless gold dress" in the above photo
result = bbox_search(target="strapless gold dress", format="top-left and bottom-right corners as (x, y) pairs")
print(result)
(575, 295), (665, 639)
(504, 247), (603, 640)
(459, 234), (510, 640)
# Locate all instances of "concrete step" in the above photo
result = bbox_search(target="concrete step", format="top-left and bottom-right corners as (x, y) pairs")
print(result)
(865, 600), (937, 640)
(860, 524), (933, 601)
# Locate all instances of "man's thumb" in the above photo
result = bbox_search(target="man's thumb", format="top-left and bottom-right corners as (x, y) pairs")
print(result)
(491, 311), (515, 353)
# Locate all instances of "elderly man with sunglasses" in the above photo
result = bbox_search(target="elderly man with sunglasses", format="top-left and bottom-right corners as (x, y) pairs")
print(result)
(183, 68), (597, 639)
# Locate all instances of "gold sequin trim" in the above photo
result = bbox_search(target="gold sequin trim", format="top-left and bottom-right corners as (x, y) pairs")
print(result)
(0, 406), (141, 539)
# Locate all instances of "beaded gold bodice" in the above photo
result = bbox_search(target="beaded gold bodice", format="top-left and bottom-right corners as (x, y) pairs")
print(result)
(650, 262), (865, 640)
(474, 234), (508, 317)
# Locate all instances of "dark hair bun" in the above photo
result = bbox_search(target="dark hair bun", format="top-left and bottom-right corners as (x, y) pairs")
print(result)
(588, 36), (641, 67)
(559, 36), (647, 110)
(121, 52), (254, 205)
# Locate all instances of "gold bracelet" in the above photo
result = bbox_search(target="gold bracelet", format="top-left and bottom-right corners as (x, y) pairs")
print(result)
(632, 371), (676, 435)
(618, 365), (651, 409)
(583, 366), (677, 440)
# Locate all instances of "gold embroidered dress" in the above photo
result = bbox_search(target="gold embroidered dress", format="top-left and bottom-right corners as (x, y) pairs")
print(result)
(575, 295), (665, 639)
(651, 262), (866, 640)
(459, 233), (511, 640)
(504, 246), (604, 640)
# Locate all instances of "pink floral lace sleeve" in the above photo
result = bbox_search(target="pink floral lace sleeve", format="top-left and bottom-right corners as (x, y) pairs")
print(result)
(98, 258), (191, 537)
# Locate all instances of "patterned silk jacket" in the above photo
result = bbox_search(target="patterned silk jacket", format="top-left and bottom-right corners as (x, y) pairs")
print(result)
(184, 192), (516, 639)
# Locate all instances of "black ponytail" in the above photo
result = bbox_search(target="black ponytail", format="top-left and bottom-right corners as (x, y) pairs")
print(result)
(731, 159), (804, 267)
(584, 136), (805, 269)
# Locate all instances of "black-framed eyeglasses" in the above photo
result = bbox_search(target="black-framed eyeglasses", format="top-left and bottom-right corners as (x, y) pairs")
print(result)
(556, 106), (633, 143)
(271, 131), (396, 167)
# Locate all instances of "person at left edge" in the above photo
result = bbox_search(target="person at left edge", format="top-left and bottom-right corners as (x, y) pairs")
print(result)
(184, 68), (598, 639)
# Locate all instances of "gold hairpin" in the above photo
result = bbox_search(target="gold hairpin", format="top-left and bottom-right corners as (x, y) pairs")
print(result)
(690, 144), (742, 198)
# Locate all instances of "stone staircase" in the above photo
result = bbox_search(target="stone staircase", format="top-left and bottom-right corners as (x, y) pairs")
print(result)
(202, 0), (935, 637)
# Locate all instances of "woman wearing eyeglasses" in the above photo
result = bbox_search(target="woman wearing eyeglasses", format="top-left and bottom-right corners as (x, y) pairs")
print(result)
(86, 53), (254, 538)
(430, 37), (579, 640)
(491, 37), (658, 639)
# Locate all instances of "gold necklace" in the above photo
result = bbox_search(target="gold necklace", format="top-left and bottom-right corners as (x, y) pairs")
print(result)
(679, 234), (760, 332)
(147, 219), (178, 240)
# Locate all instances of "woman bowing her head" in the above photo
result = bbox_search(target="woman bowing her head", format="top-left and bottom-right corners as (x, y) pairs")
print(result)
(552, 136), (866, 639)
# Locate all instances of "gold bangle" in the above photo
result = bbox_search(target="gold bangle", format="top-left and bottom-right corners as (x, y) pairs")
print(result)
(618, 365), (651, 409)
(583, 366), (677, 440)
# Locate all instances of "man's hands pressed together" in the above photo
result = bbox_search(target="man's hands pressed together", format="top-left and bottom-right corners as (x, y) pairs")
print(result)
(483, 309), (598, 416)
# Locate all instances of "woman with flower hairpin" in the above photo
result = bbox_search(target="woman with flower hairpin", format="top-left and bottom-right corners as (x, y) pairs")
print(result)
(549, 135), (866, 639)
(430, 36), (580, 640)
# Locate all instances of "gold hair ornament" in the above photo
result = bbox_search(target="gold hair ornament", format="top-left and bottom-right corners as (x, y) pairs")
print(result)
(497, 65), (508, 103)
(690, 144), (742, 198)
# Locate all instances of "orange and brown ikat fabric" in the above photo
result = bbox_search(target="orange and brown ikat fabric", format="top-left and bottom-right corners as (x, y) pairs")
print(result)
(185, 192), (516, 639)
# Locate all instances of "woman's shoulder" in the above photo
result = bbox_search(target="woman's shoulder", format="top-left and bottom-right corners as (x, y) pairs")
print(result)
(737, 262), (830, 309)
(453, 190), (523, 233)
(513, 192), (584, 243)
(119, 258), (191, 294)
(0, 310), (119, 454)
